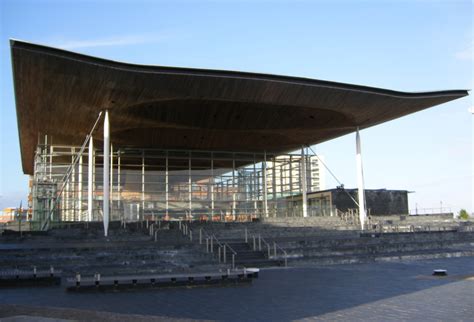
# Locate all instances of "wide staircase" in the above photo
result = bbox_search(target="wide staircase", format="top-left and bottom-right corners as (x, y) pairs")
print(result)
(185, 215), (474, 267)
(0, 221), (224, 276)
(2, 216), (472, 274)
(180, 221), (285, 268)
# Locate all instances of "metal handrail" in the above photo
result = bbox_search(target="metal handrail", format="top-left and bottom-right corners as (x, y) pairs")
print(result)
(273, 242), (288, 267)
(180, 221), (236, 269)
(248, 232), (288, 267)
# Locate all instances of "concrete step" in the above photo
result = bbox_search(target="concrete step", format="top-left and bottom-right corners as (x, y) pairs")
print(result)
(290, 248), (474, 266)
(234, 258), (284, 268)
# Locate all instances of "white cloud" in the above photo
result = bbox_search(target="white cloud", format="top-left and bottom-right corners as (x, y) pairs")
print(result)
(51, 33), (168, 50)
(455, 43), (473, 61)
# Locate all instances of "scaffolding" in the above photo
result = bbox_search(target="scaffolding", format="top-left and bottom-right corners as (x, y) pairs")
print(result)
(30, 139), (327, 224)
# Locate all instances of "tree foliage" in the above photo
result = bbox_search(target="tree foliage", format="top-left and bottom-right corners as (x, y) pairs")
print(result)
(458, 209), (469, 220)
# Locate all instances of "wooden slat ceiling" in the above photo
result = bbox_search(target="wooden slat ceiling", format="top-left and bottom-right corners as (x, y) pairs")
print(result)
(10, 40), (468, 175)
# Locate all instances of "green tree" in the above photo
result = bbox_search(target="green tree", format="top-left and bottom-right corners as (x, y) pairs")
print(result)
(458, 209), (469, 220)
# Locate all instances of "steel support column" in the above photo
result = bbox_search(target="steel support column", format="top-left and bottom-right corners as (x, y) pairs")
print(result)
(356, 127), (367, 230)
(165, 151), (169, 219)
(78, 155), (83, 220)
(71, 148), (75, 221)
(188, 152), (192, 218)
(49, 145), (53, 179)
(232, 155), (236, 220)
(289, 155), (293, 195)
(117, 150), (121, 213)
(210, 152), (214, 220)
(103, 110), (110, 237)
(141, 150), (145, 222)
(88, 137), (94, 222)
(110, 144), (113, 220)
(301, 147), (308, 218)
(253, 154), (258, 214)
(263, 151), (268, 218)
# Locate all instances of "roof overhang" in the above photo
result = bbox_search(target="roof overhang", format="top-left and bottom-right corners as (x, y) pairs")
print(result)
(10, 40), (469, 175)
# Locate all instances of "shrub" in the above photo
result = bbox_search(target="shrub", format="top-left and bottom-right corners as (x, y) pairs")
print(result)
(458, 209), (469, 220)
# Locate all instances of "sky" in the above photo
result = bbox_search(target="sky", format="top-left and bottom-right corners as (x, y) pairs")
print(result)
(0, 0), (472, 214)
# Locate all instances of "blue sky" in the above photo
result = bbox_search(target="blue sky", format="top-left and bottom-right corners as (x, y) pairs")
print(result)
(0, 0), (472, 214)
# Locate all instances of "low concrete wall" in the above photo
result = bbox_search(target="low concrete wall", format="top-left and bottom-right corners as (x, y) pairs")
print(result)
(374, 213), (455, 222)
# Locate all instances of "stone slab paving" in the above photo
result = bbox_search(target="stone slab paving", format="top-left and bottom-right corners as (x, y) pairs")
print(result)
(0, 257), (472, 321)
(299, 279), (473, 321)
(0, 305), (203, 321)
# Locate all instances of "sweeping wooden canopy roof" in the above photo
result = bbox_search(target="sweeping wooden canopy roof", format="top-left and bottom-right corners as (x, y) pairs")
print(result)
(11, 40), (468, 175)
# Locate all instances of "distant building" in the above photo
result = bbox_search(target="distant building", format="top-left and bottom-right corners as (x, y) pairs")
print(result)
(288, 188), (409, 216)
(266, 154), (325, 198)
(0, 207), (28, 223)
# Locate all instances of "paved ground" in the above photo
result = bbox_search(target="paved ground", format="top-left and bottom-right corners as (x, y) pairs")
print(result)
(0, 257), (473, 321)
(299, 279), (473, 321)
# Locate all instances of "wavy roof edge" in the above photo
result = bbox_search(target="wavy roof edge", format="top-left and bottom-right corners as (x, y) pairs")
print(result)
(10, 39), (469, 99)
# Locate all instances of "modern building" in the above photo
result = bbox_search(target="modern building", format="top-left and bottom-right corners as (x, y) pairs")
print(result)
(10, 40), (468, 233)
(0, 207), (28, 223)
(267, 153), (325, 198)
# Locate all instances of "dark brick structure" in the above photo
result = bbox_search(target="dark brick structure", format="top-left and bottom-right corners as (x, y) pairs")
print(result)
(307, 188), (409, 215)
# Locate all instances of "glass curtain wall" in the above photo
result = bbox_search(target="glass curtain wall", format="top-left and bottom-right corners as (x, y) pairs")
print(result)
(31, 142), (326, 223)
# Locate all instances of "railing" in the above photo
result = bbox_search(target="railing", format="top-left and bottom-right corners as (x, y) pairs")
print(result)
(245, 228), (288, 267)
(179, 221), (236, 269)
(336, 208), (359, 225)
(409, 207), (453, 215)
(366, 222), (462, 234)
(147, 220), (165, 242)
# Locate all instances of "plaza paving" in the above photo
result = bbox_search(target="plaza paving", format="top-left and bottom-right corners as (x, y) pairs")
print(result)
(0, 257), (473, 321)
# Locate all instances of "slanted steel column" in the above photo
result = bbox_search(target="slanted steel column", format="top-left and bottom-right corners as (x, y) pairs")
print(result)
(301, 147), (308, 218)
(263, 151), (268, 218)
(88, 137), (94, 222)
(356, 127), (367, 230)
(103, 110), (110, 237)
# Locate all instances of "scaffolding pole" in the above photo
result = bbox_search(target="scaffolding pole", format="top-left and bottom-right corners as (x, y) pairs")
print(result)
(263, 151), (268, 218)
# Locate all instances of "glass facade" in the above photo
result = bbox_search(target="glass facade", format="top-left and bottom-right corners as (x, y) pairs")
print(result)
(31, 140), (326, 225)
